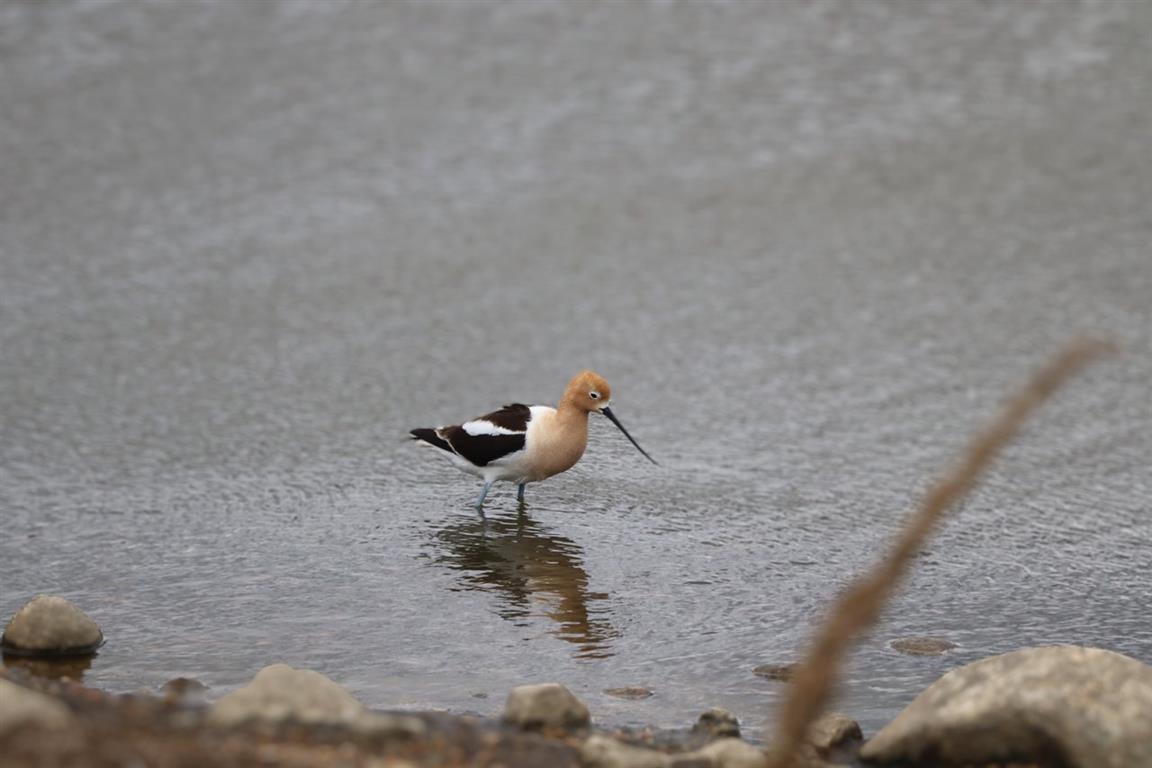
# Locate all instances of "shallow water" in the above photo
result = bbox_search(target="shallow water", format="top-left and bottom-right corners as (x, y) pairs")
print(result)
(3, 0), (1151, 738)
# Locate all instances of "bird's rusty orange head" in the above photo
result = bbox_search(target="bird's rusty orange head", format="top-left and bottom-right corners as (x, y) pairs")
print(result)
(562, 370), (612, 413)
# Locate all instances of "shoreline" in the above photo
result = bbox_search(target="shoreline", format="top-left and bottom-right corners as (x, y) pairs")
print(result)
(0, 664), (818, 768)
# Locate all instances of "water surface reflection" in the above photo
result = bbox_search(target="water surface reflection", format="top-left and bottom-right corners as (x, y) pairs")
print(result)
(432, 508), (618, 658)
(2, 653), (94, 683)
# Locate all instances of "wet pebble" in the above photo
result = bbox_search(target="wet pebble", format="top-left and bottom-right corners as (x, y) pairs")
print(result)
(751, 663), (795, 681)
(889, 637), (957, 656)
(692, 707), (740, 739)
(1, 595), (104, 657)
(604, 687), (655, 700)
(161, 677), (208, 705)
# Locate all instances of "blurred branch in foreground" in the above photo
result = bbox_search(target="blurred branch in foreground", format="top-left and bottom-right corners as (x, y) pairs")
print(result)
(766, 337), (1117, 768)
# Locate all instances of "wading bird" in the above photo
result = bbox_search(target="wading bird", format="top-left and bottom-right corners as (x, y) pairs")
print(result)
(410, 370), (657, 509)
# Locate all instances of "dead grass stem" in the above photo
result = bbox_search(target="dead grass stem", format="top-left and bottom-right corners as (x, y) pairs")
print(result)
(765, 338), (1116, 768)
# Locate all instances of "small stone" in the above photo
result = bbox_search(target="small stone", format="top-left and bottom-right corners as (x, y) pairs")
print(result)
(604, 686), (655, 700)
(0, 678), (75, 736)
(684, 738), (767, 768)
(692, 707), (741, 739)
(806, 712), (862, 754)
(161, 677), (208, 705)
(752, 663), (795, 682)
(503, 682), (590, 730)
(861, 645), (1152, 768)
(889, 636), (957, 656)
(582, 734), (671, 768)
(1, 596), (104, 656)
(210, 664), (366, 727)
(356, 712), (427, 738)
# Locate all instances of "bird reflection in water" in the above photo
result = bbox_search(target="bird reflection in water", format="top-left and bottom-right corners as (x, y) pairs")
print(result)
(433, 507), (618, 658)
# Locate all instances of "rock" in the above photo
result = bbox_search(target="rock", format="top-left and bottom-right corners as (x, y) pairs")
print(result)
(357, 712), (427, 738)
(806, 713), (862, 761)
(752, 663), (796, 682)
(888, 637), (957, 656)
(582, 735), (671, 768)
(0, 678), (75, 736)
(604, 686), (655, 700)
(861, 645), (1152, 768)
(503, 682), (590, 730)
(582, 734), (769, 768)
(209, 664), (427, 736)
(1, 595), (104, 656)
(762, 744), (837, 768)
(161, 677), (208, 705)
(692, 707), (741, 739)
(684, 738), (767, 768)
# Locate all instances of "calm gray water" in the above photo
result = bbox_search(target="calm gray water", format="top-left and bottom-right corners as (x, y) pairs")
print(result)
(2, 0), (1150, 738)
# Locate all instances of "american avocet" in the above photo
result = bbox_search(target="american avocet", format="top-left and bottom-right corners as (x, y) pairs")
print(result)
(410, 370), (657, 509)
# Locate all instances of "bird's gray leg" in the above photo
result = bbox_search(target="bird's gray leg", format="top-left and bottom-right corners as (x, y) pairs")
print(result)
(475, 481), (494, 510)
(516, 483), (526, 502)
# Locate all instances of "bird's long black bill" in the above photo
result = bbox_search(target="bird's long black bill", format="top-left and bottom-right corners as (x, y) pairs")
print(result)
(600, 406), (659, 465)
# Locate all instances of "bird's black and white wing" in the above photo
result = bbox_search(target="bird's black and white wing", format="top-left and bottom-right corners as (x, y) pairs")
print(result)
(410, 403), (532, 467)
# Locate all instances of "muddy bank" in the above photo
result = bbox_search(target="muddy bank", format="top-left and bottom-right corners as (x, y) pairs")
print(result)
(7, 593), (1152, 767)
(8, 644), (1149, 768)
(0, 666), (806, 768)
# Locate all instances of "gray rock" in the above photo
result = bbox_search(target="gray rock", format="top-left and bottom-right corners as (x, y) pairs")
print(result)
(503, 682), (590, 730)
(888, 637), (957, 657)
(861, 645), (1152, 768)
(0, 678), (75, 736)
(582, 735), (671, 768)
(161, 677), (209, 705)
(357, 711), (427, 738)
(1, 595), (103, 656)
(211, 663), (380, 730)
(807, 713), (862, 759)
(684, 738), (767, 768)
(211, 664), (363, 726)
(692, 707), (741, 739)
(582, 734), (770, 768)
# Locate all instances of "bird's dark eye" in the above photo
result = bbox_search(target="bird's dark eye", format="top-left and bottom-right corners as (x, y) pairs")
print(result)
(589, 391), (601, 400)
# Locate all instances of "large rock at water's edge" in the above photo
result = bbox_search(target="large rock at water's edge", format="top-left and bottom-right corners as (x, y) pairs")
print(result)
(0, 678), (75, 736)
(210, 663), (423, 736)
(503, 682), (590, 730)
(861, 645), (1152, 768)
(1, 596), (103, 656)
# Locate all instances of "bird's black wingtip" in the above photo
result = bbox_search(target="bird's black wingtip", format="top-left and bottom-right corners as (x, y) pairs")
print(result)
(410, 427), (453, 453)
